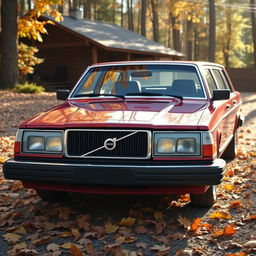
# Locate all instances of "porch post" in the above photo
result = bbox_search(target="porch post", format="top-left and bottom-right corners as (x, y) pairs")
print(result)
(92, 46), (98, 64)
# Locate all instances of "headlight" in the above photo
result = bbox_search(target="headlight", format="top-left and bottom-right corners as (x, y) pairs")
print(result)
(177, 138), (196, 153)
(22, 131), (63, 154)
(154, 132), (201, 156)
(157, 138), (175, 153)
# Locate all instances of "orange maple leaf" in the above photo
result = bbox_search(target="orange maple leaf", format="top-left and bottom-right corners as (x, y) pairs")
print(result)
(190, 218), (201, 231)
(223, 224), (236, 236)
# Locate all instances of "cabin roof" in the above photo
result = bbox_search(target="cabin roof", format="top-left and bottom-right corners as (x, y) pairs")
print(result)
(47, 15), (184, 58)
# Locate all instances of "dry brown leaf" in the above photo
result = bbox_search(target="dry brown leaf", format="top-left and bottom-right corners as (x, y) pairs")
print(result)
(176, 249), (193, 256)
(177, 215), (191, 229)
(135, 225), (148, 234)
(33, 236), (52, 246)
(58, 207), (70, 220)
(153, 211), (164, 220)
(155, 221), (165, 234)
(7, 242), (27, 255)
(135, 242), (148, 249)
(69, 244), (84, 256)
(77, 214), (91, 231)
(3, 233), (21, 243)
(229, 201), (243, 208)
(71, 228), (81, 240)
(105, 223), (119, 234)
(243, 240), (256, 248)
(209, 211), (232, 219)
(47, 243), (60, 252)
(119, 217), (136, 227)
(150, 245), (170, 252)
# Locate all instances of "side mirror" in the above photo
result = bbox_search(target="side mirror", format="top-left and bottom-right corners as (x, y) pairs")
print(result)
(56, 90), (70, 100)
(212, 89), (230, 101)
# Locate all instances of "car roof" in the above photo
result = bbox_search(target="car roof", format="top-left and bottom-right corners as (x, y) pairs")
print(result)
(89, 60), (224, 69)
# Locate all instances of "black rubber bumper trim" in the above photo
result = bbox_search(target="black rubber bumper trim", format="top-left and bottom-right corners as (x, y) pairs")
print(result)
(3, 158), (226, 186)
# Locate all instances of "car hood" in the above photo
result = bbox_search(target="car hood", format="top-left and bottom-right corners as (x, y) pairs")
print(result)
(23, 99), (208, 129)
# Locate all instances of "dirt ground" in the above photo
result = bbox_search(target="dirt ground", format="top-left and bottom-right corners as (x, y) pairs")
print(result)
(0, 91), (255, 256)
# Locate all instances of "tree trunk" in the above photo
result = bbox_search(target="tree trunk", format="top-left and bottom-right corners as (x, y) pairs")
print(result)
(150, 0), (159, 42)
(208, 0), (216, 62)
(250, 0), (256, 67)
(0, 0), (18, 89)
(186, 19), (193, 60)
(171, 16), (181, 51)
(83, 0), (91, 19)
(141, 0), (147, 37)
(127, 0), (134, 31)
(121, 0), (124, 27)
(223, 11), (232, 68)
(19, 0), (25, 16)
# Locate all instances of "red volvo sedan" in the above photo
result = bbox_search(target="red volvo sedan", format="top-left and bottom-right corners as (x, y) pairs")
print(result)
(3, 61), (243, 206)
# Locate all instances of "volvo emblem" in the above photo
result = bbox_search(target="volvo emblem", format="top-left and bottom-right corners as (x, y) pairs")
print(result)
(104, 138), (117, 151)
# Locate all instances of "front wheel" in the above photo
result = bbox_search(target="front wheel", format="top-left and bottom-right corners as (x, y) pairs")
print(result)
(190, 185), (216, 207)
(36, 189), (68, 201)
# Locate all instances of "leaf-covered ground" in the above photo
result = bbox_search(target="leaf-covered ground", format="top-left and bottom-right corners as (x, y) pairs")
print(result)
(0, 91), (255, 256)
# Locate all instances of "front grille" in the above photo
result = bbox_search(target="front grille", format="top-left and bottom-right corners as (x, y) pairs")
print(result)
(66, 129), (151, 159)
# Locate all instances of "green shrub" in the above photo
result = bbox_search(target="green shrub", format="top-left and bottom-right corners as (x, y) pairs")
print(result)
(13, 82), (45, 94)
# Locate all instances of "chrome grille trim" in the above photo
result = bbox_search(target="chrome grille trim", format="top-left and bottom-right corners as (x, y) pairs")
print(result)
(64, 129), (152, 159)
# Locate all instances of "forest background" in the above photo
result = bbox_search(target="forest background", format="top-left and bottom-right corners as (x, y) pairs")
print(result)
(0, 0), (256, 89)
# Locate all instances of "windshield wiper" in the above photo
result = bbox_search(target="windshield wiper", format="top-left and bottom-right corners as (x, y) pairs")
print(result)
(73, 93), (125, 99)
(126, 92), (183, 100)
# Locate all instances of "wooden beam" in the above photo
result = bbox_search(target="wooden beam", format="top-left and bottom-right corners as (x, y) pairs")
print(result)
(37, 42), (88, 49)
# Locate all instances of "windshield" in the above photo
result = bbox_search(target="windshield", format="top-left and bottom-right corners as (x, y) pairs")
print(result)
(71, 64), (205, 98)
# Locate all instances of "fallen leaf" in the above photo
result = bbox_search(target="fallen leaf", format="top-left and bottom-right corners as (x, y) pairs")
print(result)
(190, 218), (201, 231)
(119, 217), (136, 227)
(224, 252), (247, 256)
(69, 244), (84, 256)
(3, 233), (21, 243)
(153, 211), (164, 220)
(135, 242), (148, 249)
(177, 215), (191, 229)
(229, 201), (243, 208)
(209, 211), (232, 219)
(176, 249), (193, 256)
(105, 223), (119, 234)
(150, 245), (170, 252)
(135, 225), (148, 234)
(223, 224), (236, 236)
(71, 228), (81, 240)
(47, 243), (60, 252)
(243, 240), (256, 248)
(243, 215), (256, 221)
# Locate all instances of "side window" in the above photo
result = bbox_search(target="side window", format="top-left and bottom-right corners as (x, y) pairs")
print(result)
(204, 69), (217, 96)
(212, 69), (226, 89)
(220, 70), (233, 91)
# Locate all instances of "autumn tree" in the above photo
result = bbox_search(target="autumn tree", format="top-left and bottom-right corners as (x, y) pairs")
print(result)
(250, 0), (256, 67)
(216, 1), (249, 67)
(208, 0), (216, 62)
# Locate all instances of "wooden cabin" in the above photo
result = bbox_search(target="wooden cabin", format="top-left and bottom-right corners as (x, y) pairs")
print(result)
(28, 15), (184, 91)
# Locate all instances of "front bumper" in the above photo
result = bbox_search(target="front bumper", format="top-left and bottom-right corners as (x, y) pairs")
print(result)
(3, 158), (226, 186)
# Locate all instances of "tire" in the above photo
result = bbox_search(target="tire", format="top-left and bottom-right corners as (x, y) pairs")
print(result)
(222, 133), (237, 160)
(190, 185), (216, 207)
(36, 189), (68, 201)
